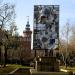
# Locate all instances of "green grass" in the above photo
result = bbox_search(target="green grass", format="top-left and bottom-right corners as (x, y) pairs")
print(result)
(0, 64), (31, 74)
(8, 64), (31, 68)
(1, 65), (75, 74)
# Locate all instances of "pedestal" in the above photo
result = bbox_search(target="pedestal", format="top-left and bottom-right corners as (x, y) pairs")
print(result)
(36, 56), (59, 72)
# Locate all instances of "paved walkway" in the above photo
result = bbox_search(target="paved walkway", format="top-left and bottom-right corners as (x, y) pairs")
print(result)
(9, 68), (31, 75)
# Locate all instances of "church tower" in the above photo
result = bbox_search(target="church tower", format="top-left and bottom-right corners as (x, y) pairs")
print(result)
(21, 17), (32, 62)
(23, 17), (32, 51)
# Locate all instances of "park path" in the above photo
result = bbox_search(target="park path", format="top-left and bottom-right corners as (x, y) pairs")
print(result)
(9, 68), (31, 75)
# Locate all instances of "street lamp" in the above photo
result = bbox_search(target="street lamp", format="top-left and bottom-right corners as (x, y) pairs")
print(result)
(65, 22), (69, 68)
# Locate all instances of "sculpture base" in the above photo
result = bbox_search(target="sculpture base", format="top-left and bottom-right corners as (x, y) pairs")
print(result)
(36, 56), (59, 72)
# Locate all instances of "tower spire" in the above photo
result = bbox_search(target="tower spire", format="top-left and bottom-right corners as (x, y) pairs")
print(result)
(26, 16), (30, 31)
(27, 16), (29, 24)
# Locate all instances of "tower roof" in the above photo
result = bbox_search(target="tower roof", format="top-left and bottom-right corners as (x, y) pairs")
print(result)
(26, 16), (30, 31)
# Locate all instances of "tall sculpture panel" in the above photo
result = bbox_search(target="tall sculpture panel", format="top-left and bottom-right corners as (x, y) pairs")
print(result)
(33, 5), (59, 50)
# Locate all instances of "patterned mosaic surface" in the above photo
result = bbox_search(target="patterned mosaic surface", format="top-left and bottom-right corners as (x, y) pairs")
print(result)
(33, 5), (59, 50)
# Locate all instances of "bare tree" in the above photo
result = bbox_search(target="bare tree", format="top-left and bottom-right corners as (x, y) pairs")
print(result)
(69, 26), (75, 51)
(9, 22), (18, 36)
(0, 3), (15, 29)
(60, 21), (72, 67)
(0, 2), (15, 67)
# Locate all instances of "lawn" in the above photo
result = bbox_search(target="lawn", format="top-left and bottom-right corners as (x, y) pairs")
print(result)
(0, 65), (75, 74)
(0, 64), (31, 74)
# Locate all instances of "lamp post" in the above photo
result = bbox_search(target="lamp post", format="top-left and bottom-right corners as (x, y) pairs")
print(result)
(65, 22), (69, 68)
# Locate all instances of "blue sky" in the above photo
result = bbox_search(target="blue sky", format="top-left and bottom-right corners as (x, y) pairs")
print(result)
(3, 0), (75, 35)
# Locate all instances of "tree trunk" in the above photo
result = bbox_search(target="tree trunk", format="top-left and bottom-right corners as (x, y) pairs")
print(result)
(4, 48), (7, 67)
(0, 47), (1, 63)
